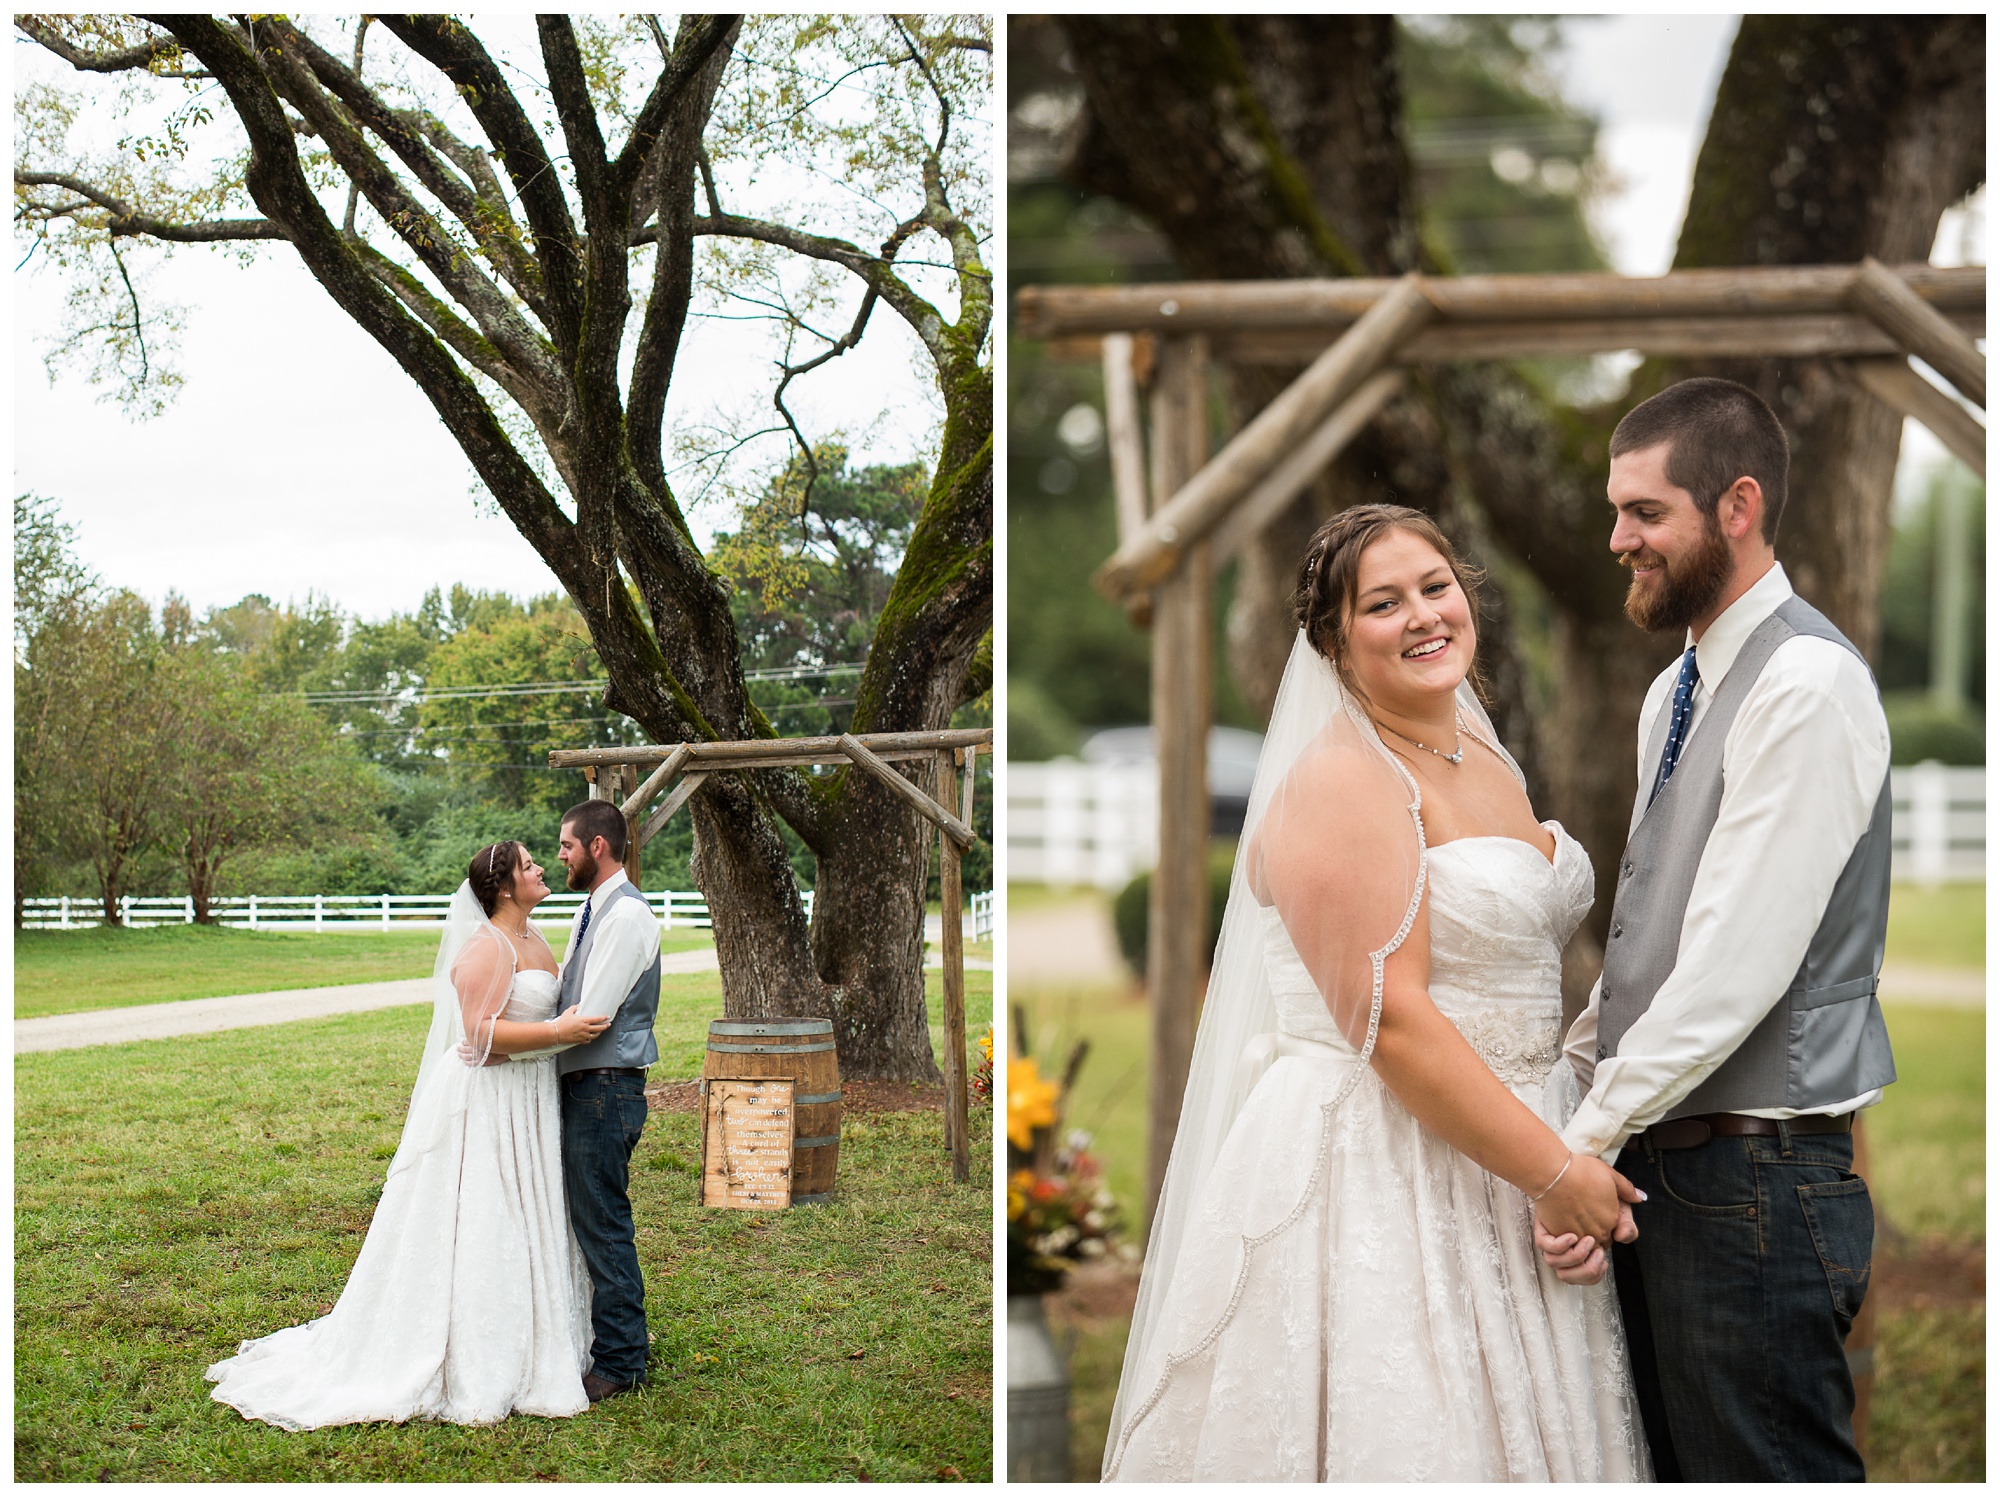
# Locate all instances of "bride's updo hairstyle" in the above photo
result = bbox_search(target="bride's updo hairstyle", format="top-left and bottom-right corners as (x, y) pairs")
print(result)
(1293, 503), (1487, 699)
(468, 841), (526, 916)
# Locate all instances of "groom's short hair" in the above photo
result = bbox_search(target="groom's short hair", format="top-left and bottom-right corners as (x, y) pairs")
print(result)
(1610, 377), (1790, 544)
(562, 799), (628, 860)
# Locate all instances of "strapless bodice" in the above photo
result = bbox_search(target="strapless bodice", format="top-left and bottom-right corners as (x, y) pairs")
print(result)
(1258, 822), (1593, 1086)
(502, 968), (561, 1023)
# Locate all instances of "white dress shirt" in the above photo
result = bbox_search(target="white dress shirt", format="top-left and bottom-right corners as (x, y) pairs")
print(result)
(1560, 562), (1891, 1162)
(514, 868), (662, 1060)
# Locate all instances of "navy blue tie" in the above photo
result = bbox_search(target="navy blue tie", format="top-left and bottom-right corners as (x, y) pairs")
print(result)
(576, 894), (593, 946)
(1648, 647), (1700, 808)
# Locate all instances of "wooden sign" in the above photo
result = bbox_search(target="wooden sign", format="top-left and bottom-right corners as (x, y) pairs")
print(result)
(700, 1078), (794, 1210)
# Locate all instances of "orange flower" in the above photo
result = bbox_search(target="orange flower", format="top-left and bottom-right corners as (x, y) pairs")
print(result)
(1006, 1056), (1061, 1151)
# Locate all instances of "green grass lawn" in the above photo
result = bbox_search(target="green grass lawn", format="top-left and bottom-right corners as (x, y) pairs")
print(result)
(1018, 888), (1985, 1483)
(1886, 881), (1986, 969)
(14, 924), (719, 1020)
(17, 980), (994, 1481)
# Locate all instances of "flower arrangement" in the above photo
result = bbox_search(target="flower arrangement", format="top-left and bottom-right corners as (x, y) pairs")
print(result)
(970, 1026), (995, 1105)
(1006, 1020), (1128, 1295)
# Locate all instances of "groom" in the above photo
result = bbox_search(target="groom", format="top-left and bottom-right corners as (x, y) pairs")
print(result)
(520, 798), (663, 1404)
(1540, 377), (1895, 1481)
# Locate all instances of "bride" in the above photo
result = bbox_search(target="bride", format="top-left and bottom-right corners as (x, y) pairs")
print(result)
(207, 842), (611, 1429)
(1103, 506), (1651, 1482)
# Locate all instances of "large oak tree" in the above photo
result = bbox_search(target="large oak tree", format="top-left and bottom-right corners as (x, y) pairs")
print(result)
(15, 15), (993, 1078)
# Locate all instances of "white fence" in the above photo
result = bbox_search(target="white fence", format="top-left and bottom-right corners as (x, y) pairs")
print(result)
(23, 885), (996, 938)
(1891, 763), (1986, 884)
(1011, 759), (1986, 889)
(1008, 760), (1158, 890)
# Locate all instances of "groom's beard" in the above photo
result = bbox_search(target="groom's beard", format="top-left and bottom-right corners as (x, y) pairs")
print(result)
(1622, 515), (1733, 632)
(565, 850), (599, 890)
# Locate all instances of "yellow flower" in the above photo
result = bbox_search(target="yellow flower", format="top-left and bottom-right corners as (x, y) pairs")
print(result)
(1007, 1056), (1061, 1151)
(978, 1027), (994, 1062)
(1007, 1168), (1036, 1220)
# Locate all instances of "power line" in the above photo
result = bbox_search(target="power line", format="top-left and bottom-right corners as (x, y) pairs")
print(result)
(299, 660), (869, 706)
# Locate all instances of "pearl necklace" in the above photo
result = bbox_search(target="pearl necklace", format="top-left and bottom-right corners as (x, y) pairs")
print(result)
(1383, 714), (1466, 765)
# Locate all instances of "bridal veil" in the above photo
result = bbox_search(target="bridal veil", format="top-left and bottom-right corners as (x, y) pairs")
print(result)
(1103, 629), (1521, 1469)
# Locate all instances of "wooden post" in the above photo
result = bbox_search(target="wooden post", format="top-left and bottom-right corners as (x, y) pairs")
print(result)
(1103, 331), (1150, 544)
(939, 750), (970, 1184)
(1144, 334), (1212, 1232)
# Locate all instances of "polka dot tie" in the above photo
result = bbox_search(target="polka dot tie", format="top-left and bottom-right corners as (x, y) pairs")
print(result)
(1648, 646), (1701, 808)
(576, 895), (592, 945)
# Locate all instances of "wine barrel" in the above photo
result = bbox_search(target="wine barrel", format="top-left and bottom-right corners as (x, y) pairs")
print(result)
(702, 1019), (841, 1204)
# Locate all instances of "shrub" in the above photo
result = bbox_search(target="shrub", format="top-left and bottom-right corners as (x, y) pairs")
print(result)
(1112, 841), (1238, 978)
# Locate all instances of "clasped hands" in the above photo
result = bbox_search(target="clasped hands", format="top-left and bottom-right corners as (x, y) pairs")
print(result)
(1531, 1150), (1643, 1286)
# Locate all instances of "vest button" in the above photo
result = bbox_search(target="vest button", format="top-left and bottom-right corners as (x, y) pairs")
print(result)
(1621, 862), (1633, 878)
(1596, 1045), (1607, 1062)
(1611, 924), (1622, 939)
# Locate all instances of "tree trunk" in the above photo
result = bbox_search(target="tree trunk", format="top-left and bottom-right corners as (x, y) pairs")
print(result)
(1667, 15), (1986, 662)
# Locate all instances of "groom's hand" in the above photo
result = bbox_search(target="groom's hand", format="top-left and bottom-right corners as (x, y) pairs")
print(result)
(1535, 1167), (1643, 1285)
(1533, 1220), (1606, 1284)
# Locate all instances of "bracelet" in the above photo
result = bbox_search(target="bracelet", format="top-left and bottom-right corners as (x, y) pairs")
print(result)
(1529, 1152), (1573, 1202)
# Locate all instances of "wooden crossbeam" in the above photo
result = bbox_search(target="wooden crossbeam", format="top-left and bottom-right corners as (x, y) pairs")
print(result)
(639, 771), (708, 850)
(1845, 359), (1987, 478)
(550, 728), (988, 769)
(838, 734), (977, 852)
(1017, 262), (1985, 337)
(1094, 274), (1434, 602)
(1042, 312), (1985, 368)
(1849, 257), (1986, 408)
(1212, 369), (1405, 564)
(621, 742), (692, 821)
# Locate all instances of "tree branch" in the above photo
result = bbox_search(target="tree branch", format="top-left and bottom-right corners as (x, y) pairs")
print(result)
(373, 14), (585, 358)
(252, 23), (567, 412)
(271, 18), (548, 324)
(691, 213), (949, 362)
(609, 14), (739, 197)
(15, 17), (204, 75)
(13, 171), (290, 241)
(627, 22), (739, 503)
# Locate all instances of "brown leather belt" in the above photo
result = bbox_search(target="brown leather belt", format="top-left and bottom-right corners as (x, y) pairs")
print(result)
(1644, 1111), (1854, 1150)
(568, 1066), (646, 1078)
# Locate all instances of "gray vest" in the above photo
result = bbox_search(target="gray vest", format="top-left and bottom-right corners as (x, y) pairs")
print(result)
(1597, 594), (1896, 1116)
(556, 880), (661, 1074)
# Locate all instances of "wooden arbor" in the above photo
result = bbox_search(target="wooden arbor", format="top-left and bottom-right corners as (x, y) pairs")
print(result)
(1016, 260), (1987, 1222)
(548, 727), (993, 1183)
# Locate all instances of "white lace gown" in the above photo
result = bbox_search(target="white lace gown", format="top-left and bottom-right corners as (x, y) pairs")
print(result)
(1107, 824), (1650, 1482)
(207, 969), (593, 1429)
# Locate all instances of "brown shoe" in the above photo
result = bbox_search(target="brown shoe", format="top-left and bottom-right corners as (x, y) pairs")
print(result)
(583, 1372), (642, 1404)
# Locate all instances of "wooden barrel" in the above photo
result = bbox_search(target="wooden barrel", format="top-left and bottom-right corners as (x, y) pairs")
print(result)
(702, 1020), (841, 1205)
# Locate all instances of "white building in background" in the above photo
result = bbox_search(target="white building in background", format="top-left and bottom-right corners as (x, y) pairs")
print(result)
(1009, 746), (1984, 892)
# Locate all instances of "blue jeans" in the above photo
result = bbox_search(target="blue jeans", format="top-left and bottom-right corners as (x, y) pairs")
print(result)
(1611, 1128), (1872, 1481)
(561, 1070), (650, 1385)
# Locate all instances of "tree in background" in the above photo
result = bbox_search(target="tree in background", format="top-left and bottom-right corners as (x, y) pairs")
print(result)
(14, 492), (96, 923)
(17, 14), (992, 1080)
(1011, 14), (1983, 952)
(160, 646), (385, 921)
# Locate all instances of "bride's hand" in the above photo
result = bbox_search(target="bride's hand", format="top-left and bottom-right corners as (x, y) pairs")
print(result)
(554, 1010), (613, 1045)
(1531, 1152), (1634, 1246)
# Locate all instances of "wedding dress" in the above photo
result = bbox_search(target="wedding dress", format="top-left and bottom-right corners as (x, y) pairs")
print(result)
(207, 936), (592, 1430)
(1103, 632), (1650, 1482)
(1105, 825), (1648, 1480)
